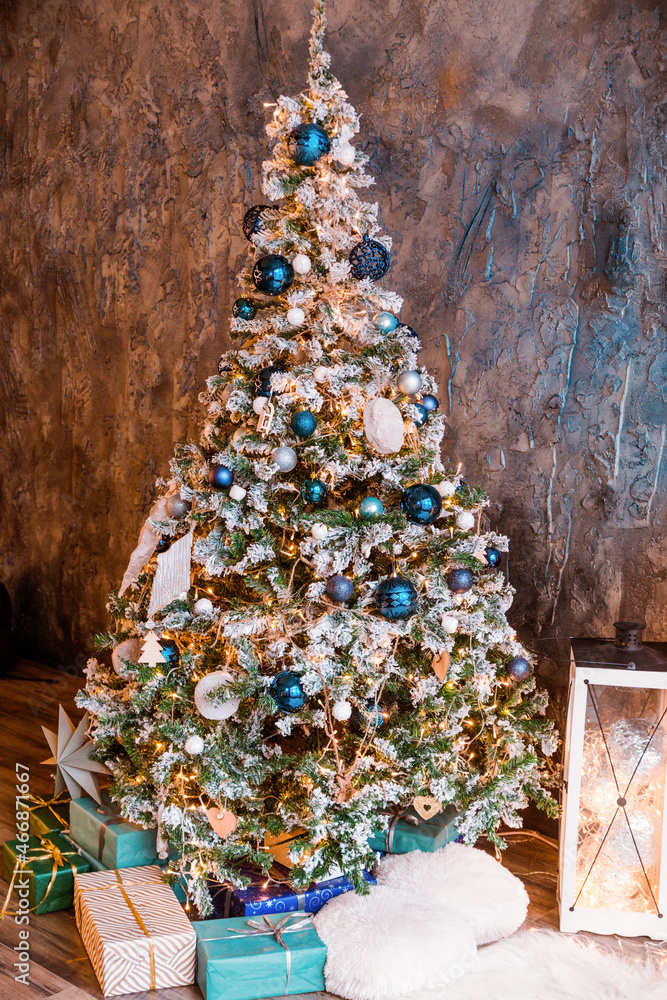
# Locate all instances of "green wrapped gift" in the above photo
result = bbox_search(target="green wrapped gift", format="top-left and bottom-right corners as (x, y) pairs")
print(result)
(367, 803), (462, 854)
(28, 797), (70, 838)
(69, 795), (158, 869)
(194, 914), (326, 1000)
(2, 833), (90, 915)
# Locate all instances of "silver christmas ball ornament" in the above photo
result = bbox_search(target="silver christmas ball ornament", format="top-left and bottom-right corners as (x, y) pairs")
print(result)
(166, 495), (191, 519)
(397, 370), (423, 395)
(272, 446), (298, 472)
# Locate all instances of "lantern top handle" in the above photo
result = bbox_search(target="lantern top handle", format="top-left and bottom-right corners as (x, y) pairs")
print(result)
(613, 621), (645, 651)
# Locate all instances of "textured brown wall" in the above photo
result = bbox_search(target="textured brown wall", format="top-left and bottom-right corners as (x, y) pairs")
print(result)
(2, 0), (667, 686)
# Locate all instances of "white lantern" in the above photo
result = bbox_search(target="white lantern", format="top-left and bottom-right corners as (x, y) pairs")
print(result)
(559, 622), (667, 939)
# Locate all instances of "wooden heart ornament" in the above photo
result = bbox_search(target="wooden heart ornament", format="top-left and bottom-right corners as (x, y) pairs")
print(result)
(432, 649), (450, 682)
(206, 807), (238, 838)
(413, 795), (442, 821)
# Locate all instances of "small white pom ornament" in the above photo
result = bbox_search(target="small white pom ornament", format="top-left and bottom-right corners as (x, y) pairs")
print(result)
(194, 597), (214, 615)
(313, 366), (329, 383)
(194, 671), (241, 720)
(253, 397), (268, 414)
(336, 143), (355, 166)
(184, 734), (205, 755)
(363, 398), (405, 455)
(287, 306), (305, 326)
(442, 614), (458, 634)
(332, 700), (352, 721)
(436, 481), (456, 497)
(456, 511), (476, 530)
(311, 523), (328, 540)
(229, 484), (247, 501)
(293, 254), (311, 275)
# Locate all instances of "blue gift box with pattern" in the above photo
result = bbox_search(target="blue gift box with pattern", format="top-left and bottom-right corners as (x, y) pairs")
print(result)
(208, 865), (377, 918)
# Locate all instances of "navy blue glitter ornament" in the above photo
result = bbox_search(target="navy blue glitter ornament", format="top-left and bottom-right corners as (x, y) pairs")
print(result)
(401, 484), (442, 526)
(446, 568), (474, 594)
(374, 577), (418, 620)
(159, 638), (180, 667)
(325, 575), (354, 603)
(507, 656), (532, 682)
(253, 255), (294, 295)
(349, 234), (390, 281)
(255, 366), (284, 398)
(288, 122), (331, 166)
(269, 671), (308, 712)
(421, 395), (439, 412)
(209, 465), (234, 489)
(301, 478), (327, 505)
(485, 547), (502, 569)
(156, 537), (171, 554)
(290, 410), (317, 438)
(359, 496), (384, 518)
(232, 298), (257, 320)
(412, 403), (429, 427)
(242, 205), (269, 240)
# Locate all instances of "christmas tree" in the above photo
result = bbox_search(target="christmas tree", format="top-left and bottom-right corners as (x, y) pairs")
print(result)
(78, 1), (557, 913)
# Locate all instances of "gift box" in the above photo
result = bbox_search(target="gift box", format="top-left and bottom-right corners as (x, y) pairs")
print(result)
(194, 914), (326, 1000)
(367, 804), (462, 854)
(70, 795), (159, 870)
(61, 831), (189, 901)
(74, 864), (196, 997)
(60, 831), (109, 872)
(28, 796), (70, 838)
(2, 833), (90, 915)
(209, 864), (376, 918)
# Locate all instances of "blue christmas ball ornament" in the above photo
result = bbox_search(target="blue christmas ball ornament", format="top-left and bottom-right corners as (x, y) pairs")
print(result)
(359, 699), (386, 729)
(507, 655), (532, 682)
(233, 298), (256, 320)
(421, 394), (439, 412)
(359, 496), (384, 518)
(301, 478), (327, 505)
(374, 577), (418, 619)
(325, 575), (354, 603)
(401, 484), (442, 526)
(349, 234), (390, 280)
(290, 410), (318, 438)
(156, 537), (171, 554)
(255, 366), (283, 397)
(253, 255), (294, 295)
(209, 465), (234, 489)
(159, 638), (180, 667)
(375, 311), (398, 333)
(398, 324), (419, 339)
(446, 568), (474, 594)
(485, 547), (502, 569)
(242, 205), (268, 240)
(288, 123), (331, 166)
(269, 671), (308, 712)
(412, 403), (429, 426)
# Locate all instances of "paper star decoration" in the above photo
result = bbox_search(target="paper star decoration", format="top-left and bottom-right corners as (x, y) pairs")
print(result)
(42, 705), (110, 804)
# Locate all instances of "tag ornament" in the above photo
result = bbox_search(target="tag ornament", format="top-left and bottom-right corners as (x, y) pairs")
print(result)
(412, 795), (442, 821)
(207, 808), (239, 838)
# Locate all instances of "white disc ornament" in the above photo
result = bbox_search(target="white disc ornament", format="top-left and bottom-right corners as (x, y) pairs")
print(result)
(313, 366), (329, 383)
(194, 597), (214, 615)
(272, 446), (298, 472)
(293, 254), (311, 275)
(363, 397), (405, 455)
(184, 734), (205, 755)
(336, 143), (355, 166)
(397, 370), (423, 395)
(456, 511), (476, 530)
(287, 306), (305, 326)
(436, 481), (456, 497)
(311, 523), (329, 540)
(253, 397), (268, 414)
(442, 614), (458, 634)
(194, 671), (241, 721)
(229, 484), (247, 501)
(332, 700), (352, 721)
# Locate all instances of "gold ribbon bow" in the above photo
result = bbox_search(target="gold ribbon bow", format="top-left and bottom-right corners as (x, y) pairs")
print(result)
(27, 791), (71, 828)
(228, 914), (314, 994)
(1, 837), (79, 919)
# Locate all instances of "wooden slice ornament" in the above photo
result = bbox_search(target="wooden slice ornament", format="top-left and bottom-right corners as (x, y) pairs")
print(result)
(413, 795), (442, 821)
(432, 649), (450, 681)
(206, 806), (238, 838)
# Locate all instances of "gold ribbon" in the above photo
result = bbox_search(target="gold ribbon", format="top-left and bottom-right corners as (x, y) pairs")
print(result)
(112, 869), (156, 991)
(1, 836), (79, 919)
(228, 914), (314, 995)
(27, 792), (71, 829)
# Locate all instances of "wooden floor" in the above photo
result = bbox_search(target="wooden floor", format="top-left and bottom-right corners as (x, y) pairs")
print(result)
(0, 660), (661, 1000)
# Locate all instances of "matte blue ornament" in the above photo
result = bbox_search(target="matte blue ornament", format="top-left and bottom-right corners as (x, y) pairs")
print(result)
(325, 575), (354, 603)
(374, 577), (418, 619)
(290, 410), (318, 438)
(255, 365), (283, 397)
(412, 403), (429, 426)
(209, 465), (234, 489)
(359, 496), (384, 518)
(156, 537), (171, 554)
(446, 568), (474, 594)
(301, 478), (327, 505)
(507, 655), (532, 682)
(269, 670), (308, 712)
(421, 394), (439, 412)
(375, 311), (398, 332)
(242, 205), (269, 240)
(349, 234), (390, 280)
(253, 255), (294, 295)
(485, 546), (502, 569)
(398, 324), (419, 339)
(359, 699), (386, 729)
(159, 638), (180, 667)
(233, 298), (256, 320)
(288, 123), (331, 166)
(401, 484), (442, 526)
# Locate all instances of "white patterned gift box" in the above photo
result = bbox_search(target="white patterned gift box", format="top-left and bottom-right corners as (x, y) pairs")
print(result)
(74, 864), (196, 997)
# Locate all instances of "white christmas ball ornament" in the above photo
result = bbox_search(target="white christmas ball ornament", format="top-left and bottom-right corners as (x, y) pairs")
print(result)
(397, 370), (423, 395)
(332, 700), (352, 721)
(442, 614), (458, 634)
(293, 254), (311, 275)
(194, 597), (214, 615)
(363, 397), (405, 455)
(194, 671), (241, 721)
(229, 484), (247, 501)
(456, 511), (476, 530)
(253, 396), (268, 414)
(436, 480), (456, 497)
(311, 523), (329, 540)
(313, 366), (329, 383)
(272, 446), (298, 472)
(184, 734), (205, 755)
(336, 143), (355, 167)
(287, 306), (305, 326)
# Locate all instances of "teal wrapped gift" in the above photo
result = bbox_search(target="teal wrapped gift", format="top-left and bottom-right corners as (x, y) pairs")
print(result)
(194, 914), (326, 1000)
(368, 803), (462, 854)
(2, 833), (90, 915)
(69, 796), (159, 869)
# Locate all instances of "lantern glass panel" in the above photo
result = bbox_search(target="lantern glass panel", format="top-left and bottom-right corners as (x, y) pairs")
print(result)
(575, 682), (667, 915)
